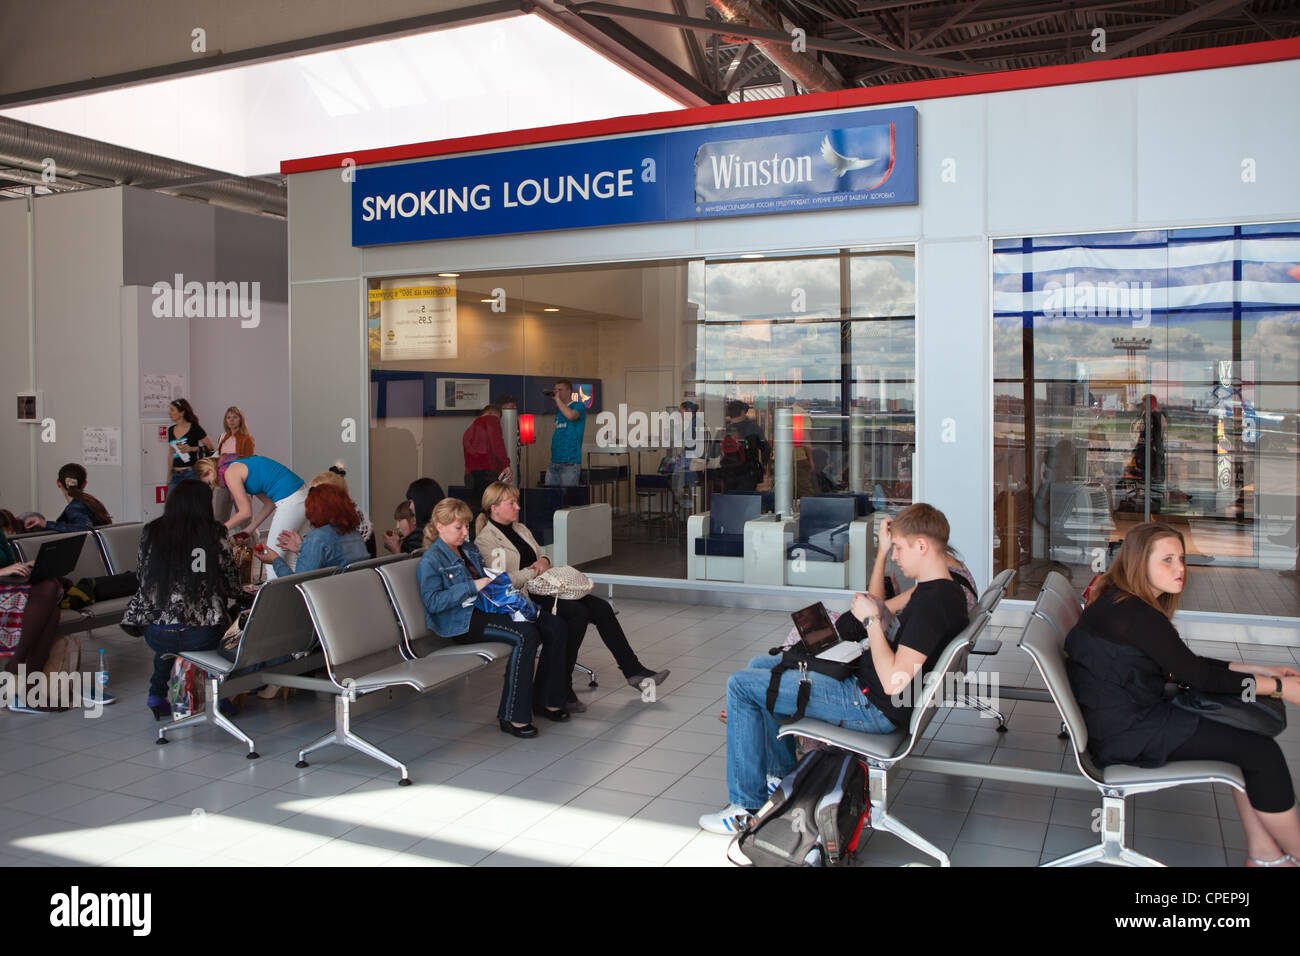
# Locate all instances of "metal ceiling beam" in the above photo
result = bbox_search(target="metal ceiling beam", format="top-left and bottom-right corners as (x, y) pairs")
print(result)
(671, 0), (713, 86)
(720, 42), (756, 93)
(1094, 0), (1252, 58)
(913, 0), (990, 49)
(726, 54), (777, 94)
(843, 0), (1169, 34)
(541, 3), (724, 104)
(793, 0), (904, 51)
(566, 1), (989, 72)
(707, 0), (845, 93)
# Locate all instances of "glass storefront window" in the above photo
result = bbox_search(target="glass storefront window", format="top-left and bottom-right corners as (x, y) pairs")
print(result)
(367, 245), (915, 581)
(993, 223), (1300, 618)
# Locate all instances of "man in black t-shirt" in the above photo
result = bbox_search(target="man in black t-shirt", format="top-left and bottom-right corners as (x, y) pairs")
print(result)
(700, 503), (970, 836)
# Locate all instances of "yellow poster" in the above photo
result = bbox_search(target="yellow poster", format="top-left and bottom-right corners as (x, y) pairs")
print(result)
(371, 277), (457, 360)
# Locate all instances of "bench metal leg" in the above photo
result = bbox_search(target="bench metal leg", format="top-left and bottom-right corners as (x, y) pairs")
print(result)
(295, 695), (410, 785)
(959, 694), (1007, 731)
(157, 676), (260, 758)
(868, 765), (951, 867)
(1040, 795), (1161, 867)
(573, 662), (597, 688)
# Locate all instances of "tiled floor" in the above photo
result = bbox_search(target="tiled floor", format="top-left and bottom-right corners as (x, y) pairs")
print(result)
(1, 600), (1297, 867)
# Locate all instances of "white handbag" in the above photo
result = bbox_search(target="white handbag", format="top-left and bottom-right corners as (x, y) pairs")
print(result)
(525, 565), (594, 610)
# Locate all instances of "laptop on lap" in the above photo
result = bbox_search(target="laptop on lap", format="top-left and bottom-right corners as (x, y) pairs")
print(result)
(791, 602), (863, 664)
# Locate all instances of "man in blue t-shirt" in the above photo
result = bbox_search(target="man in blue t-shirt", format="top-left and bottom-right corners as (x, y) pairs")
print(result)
(545, 380), (587, 488)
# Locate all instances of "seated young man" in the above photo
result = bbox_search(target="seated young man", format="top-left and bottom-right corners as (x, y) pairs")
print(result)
(699, 502), (971, 834)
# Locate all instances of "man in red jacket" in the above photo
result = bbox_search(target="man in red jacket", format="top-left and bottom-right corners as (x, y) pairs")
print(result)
(463, 404), (511, 524)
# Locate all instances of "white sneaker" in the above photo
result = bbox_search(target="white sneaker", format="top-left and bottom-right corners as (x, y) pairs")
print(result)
(767, 775), (782, 796)
(698, 804), (754, 834)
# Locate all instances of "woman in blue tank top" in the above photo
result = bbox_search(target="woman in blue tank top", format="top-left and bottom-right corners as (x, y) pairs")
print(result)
(196, 456), (307, 579)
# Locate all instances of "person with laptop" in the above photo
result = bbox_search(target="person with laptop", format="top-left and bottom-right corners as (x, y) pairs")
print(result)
(699, 502), (970, 835)
(0, 526), (66, 712)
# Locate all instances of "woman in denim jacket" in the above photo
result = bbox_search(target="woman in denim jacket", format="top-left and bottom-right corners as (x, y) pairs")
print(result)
(417, 497), (568, 738)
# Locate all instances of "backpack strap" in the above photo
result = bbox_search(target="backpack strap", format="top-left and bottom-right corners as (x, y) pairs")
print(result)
(765, 659), (813, 726)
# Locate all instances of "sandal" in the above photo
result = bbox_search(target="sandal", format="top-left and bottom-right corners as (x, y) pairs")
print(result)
(1245, 854), (1294, 867)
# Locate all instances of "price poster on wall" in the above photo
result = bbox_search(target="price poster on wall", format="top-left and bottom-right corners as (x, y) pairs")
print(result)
(370, 277), (457, 361)
(141, 373), (187, 414)
(83, 426), (121, 466)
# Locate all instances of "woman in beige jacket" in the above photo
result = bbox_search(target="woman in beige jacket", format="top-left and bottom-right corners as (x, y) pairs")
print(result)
(474, 482), (669, 712)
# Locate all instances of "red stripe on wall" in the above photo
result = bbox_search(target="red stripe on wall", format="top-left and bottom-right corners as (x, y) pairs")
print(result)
(281, 35), (1300, 174)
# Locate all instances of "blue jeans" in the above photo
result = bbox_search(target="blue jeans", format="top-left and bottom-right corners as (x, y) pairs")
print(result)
(456, 611), (567, 723)
(726, 654), (895, 809)
(168, 467), (196, 492)
(545, 462), (581, 487)
(143, 624), (225, 699)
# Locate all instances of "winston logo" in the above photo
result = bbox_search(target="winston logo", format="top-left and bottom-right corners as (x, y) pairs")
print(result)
(694, 124), (897, 205)
(819, 137), (882, 178)
(707, 151), (814, 190)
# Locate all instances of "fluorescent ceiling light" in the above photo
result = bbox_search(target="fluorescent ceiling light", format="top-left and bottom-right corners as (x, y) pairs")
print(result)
(0, 15), (682, 178)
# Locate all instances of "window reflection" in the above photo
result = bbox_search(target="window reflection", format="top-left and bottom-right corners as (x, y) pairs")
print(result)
(993, 225), (1300, 618)
(367, 245), (916, 580)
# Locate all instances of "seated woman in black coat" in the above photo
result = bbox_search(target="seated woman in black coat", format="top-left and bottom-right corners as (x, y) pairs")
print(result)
(1066, 521), (1300, 867)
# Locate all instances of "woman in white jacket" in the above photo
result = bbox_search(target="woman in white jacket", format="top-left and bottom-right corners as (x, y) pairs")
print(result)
(473, 482), (669, 712)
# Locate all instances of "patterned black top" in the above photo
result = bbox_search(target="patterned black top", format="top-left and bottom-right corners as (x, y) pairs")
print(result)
(121, 538), (242, 629)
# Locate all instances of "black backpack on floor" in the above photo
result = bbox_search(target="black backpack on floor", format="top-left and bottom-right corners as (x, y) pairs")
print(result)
(729, 749), (870, 867)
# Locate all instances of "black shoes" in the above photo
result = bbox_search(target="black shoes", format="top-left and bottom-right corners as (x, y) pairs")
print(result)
(534, 704), (571, 722)
(499, 719), (539, 738)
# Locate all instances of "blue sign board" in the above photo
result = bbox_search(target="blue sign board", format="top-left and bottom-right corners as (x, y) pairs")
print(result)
(352, 106), (916, 246)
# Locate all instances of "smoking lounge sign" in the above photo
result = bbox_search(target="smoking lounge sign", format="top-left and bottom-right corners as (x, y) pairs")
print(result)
(352, 106), (916, 245)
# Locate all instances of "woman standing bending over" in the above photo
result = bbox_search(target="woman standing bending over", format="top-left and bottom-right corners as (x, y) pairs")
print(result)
(196, 455), (306, 579)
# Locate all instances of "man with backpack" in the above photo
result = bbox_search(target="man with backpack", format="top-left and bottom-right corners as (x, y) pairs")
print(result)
(699, 503), (970, 837)
(714, 400), (769, 492)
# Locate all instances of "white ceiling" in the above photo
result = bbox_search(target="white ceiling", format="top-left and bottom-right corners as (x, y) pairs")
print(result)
(1, 14), (683, 178)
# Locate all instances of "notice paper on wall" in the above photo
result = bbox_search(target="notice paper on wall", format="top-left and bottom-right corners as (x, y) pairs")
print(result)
(142, 373), (187, 414)
(435, 378), (490, 411)
(372, 277), (457, 361)
(83, 426), (121, 466)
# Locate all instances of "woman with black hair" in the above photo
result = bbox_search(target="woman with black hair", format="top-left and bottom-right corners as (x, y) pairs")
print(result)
(167, 398), (215, 491)
(401, 477), (445, 553)
(22, 464), (111, 532)
(121, 479), (242, 719)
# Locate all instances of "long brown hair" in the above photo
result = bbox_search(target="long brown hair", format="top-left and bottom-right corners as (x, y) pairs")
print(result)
(474, 482), (519, 534)
(57, 463), (111, 525)
(1087, 521), (1185, 619)
(218, 406), (251, 447)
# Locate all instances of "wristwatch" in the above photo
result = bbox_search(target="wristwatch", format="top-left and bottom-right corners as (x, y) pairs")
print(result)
(863, 616), (877, 629)
(1272, 677), (1285, 698)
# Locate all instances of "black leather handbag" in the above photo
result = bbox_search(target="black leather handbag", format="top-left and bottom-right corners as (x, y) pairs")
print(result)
(1171, 687), (1286, 737)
